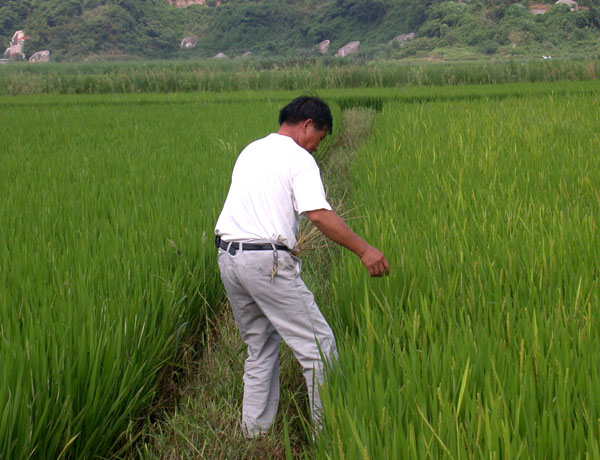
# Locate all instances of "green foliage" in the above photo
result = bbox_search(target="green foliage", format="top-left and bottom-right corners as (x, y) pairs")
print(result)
(2, 0), (600, 60)
(205, 1), (303, 53)
(405, 0), (600, 58)
(4, 0), (184, 60)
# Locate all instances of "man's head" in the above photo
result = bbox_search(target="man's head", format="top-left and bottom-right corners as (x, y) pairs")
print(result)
(278, 96), (333, 153)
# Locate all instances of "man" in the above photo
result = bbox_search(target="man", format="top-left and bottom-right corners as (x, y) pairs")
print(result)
(214, 96), (389, 438)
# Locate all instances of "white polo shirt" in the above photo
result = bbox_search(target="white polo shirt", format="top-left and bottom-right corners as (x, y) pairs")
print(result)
(215, 133), (332, 250)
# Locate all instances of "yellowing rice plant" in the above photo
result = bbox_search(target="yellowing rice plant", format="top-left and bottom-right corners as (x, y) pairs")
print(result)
(317, 91), (600, 459)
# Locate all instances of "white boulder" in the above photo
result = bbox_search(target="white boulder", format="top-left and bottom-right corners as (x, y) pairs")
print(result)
(29, 50), (50, 63)
(317, 40), (330, 54)
(555, 0), (578, 10)
(180, 36), (197, 49)
(335, 41), (360, 57)
(392, 33), (415, 46)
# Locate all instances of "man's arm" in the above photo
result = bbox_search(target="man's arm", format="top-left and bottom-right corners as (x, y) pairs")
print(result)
(305, 209), (390, 277)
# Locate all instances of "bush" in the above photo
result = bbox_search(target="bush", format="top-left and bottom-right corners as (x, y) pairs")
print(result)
(428, 1), (470, 27)
(419, 19), (443, 38)
(479, 40), (500, 55)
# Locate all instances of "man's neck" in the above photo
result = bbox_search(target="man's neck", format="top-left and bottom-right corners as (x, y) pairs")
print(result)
(277, 123), (301, 146)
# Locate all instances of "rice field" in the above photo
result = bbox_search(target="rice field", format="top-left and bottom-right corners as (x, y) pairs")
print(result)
(1, 80), (600, 459)
(0, 96), (282, 459)
(318, 88), (600, 459)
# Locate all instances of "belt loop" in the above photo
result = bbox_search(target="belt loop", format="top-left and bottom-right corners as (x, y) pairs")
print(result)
(239, 242), (244, 253)
(226, 241), (235, 255)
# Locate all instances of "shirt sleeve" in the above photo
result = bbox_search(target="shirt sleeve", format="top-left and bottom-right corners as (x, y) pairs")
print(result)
(291, 165), (332, 215)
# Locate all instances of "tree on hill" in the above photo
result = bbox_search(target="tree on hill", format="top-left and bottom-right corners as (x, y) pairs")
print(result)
(2, 0), (184, 59)
(1, 0), (599, 60)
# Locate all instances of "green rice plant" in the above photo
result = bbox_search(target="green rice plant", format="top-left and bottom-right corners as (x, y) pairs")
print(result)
(1, 80), (599, 118)
(0, 95), (282, 459)
(3, 85), (599, 459)
(316, 91), (600, 459)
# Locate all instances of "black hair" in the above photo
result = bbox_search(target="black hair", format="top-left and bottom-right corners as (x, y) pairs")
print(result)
(278, 96), (333, 133)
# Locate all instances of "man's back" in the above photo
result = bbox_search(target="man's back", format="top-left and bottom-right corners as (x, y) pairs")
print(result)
(215, 132), (330, 250)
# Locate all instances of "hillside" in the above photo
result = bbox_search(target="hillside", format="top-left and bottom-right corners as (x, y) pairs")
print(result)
(1, 0), (599, 61)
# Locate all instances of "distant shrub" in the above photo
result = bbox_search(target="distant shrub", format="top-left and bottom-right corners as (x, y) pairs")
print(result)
(479, 40), (500, 55)
(428, 1), (470, 27)
(505, 3), (528, 19)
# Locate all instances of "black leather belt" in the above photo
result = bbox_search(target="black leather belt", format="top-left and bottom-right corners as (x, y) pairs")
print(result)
(215, 236), (289, 254)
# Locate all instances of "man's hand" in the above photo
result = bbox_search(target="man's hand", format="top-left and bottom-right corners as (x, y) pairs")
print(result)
(305, 209), (390, 277)
(359, 245), (390, 277)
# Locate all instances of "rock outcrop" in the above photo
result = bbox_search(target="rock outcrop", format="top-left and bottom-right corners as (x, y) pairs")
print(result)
(555, 0), (578, 10)
(29, 50), (50, 63)
(317, 40), (330, 54)
(166, 0), (209, 6)
(335, 41), (360, 57)
(3, 30), (29, 60)
(213, 52), (228, 59)
(392, 33), (415, 46)
(180, 36), (198, 49)
(530, 1), (578, 14)
(529, 3), (552, 14)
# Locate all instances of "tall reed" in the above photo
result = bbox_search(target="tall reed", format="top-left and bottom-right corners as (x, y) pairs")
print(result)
(0, 59), (598, 95)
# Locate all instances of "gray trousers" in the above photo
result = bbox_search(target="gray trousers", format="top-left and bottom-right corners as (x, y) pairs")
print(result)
(217, 245), (337, 437)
